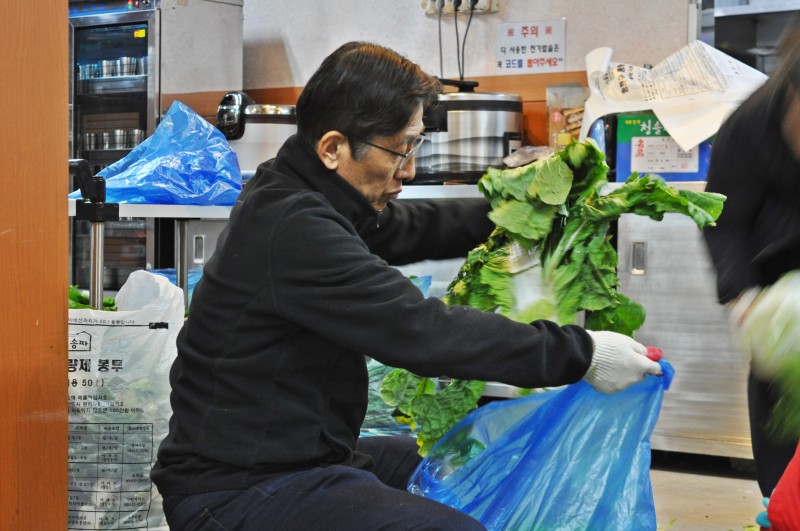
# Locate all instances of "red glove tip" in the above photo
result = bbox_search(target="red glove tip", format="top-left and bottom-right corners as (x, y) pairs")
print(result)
(645, 346), (663, 361)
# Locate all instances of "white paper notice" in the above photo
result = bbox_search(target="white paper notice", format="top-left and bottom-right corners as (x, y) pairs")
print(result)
(495, 19), (566, 75)
(579, 41), (768, 151)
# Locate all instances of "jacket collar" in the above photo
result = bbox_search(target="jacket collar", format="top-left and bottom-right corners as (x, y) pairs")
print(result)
(273, 135), (378, 226)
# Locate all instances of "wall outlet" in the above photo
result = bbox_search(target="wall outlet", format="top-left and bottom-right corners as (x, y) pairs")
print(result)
(421, 0), (499, 16)
(469, 0), (499, 13)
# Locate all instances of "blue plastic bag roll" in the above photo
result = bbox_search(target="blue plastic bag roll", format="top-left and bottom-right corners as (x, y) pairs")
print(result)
(409, 361), (675, 530)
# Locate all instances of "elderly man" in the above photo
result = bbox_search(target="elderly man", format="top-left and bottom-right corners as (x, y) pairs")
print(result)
(152, 41), (659, 530)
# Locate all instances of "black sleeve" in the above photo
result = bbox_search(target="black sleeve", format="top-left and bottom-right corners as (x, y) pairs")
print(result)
(356, 198), (494, 265)
(271, 198), (593, 389)
(702, 94), (769, 303)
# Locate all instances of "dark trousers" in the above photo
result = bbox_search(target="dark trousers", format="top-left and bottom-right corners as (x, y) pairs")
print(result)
(162, 435), (486, 530)
(749, 371), (799, 497)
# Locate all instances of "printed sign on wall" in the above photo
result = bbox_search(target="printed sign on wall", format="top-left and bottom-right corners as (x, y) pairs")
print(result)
(495, 19), (566, 75)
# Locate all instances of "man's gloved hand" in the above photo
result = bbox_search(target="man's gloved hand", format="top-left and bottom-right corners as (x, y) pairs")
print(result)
(583, 330), (663, 394)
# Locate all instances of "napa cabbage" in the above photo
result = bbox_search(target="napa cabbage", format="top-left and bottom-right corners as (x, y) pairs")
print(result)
(382, 139), (726, 455)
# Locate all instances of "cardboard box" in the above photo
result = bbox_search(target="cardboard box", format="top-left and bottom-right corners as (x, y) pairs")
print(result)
(616, 112), (712, 182)
(546, 84), (588, 149)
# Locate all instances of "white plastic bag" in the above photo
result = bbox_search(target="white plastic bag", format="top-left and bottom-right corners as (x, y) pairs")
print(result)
(67, 271), (184, 530)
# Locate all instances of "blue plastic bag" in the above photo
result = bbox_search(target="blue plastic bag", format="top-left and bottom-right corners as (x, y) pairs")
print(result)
(69, 101), (241, 205)
(409, 361), (674, 530)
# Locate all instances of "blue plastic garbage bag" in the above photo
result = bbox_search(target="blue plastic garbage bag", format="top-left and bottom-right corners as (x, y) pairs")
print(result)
(69, 101), (241, 205)
(409, 361), (674, 530)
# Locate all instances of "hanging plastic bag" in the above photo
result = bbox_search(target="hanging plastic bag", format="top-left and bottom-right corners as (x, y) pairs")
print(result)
(409, 361), (674, 530)
(69, 100), (241, 205)
(68, 271), (185, 531)
(149, 267), (204, 306)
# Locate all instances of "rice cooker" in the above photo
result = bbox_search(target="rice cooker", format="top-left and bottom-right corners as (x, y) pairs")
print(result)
(216, 91), (298, 176)
(415, 79), (523, 184)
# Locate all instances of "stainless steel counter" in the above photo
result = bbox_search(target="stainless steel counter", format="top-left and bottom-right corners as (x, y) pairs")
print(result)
(70, 181), (751, 458)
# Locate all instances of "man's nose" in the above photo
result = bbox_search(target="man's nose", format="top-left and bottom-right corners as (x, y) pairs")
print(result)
(396, 159), (416, 183)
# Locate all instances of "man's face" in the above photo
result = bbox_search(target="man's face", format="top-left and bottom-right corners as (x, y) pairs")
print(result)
(336, 105), (425, 212)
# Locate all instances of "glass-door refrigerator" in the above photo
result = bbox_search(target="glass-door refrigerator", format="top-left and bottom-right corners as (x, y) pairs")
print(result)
(69, 0), (160, 291)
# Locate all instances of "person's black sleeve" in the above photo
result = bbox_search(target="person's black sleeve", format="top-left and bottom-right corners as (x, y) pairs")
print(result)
(702, 100), (768, 303)
(272, 197), (593, 389)
(357, 198), (494, 265)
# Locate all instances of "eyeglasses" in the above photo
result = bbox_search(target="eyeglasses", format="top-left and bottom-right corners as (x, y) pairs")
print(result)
(362, 134), (426, 171)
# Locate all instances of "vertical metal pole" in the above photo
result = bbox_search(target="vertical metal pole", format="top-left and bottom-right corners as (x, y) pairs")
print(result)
(176, 219), (189, 309)
(687, 0), (701, 43)
(89, 221), (105, 310)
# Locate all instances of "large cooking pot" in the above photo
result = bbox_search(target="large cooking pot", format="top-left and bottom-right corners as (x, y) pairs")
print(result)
(416, 79), (523, 184)
(216, 91), (297, 175)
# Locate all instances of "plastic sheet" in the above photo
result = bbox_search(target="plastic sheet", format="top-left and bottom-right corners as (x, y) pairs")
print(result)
(409, 361), (674, 530)
(69, 101), (241, 205)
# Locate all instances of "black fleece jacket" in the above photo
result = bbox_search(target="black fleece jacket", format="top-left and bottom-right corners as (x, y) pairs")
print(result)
(703, 81), (800, 303)
(151, 135), (594, 495)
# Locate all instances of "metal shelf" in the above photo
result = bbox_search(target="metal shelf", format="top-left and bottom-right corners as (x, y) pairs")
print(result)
(76, 75), (147, 96)
(395, 184), (483, 200)
(67, 185), (484, 220)
(68, 200), (233, 220)
(714, 0), (800, 17)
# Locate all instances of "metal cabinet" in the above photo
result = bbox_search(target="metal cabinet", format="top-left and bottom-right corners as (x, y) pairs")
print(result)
(617, 212), (752, 458)
(703, 0), (799, 75)
(68, 0), (244, 291)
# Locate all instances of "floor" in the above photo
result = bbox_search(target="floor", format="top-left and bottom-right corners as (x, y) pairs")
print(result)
(650, 451), (763, 531)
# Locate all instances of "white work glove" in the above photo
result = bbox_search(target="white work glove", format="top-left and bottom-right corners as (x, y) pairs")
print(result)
(583, 330), (663, 394)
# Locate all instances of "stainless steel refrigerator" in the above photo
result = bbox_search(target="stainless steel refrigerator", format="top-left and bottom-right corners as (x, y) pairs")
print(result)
(68, 0), (243, 291)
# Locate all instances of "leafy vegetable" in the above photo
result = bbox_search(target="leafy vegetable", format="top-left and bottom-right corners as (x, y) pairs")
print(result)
(69, 285), (117, 311)
(382, 139), (726, 455)
(382, 372), (486, 456)
(736, 270), (800, 440)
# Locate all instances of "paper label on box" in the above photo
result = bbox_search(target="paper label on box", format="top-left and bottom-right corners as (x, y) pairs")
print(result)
(630, 136), (699, 174)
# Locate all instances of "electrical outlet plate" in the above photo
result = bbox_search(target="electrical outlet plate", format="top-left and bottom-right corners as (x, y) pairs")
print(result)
(421, 0), (499, 16)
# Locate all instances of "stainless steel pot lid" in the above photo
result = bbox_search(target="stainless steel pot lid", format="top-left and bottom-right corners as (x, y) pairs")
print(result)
(436, 92), (522, 112)
(245, 104), (296, 116)
(243, 104), (297, 124)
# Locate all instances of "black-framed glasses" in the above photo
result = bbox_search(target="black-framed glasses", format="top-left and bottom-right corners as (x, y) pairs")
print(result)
(362, 134), (426, 171)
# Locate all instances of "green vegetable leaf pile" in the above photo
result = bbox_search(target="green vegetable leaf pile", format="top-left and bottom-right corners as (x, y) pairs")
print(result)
(382, 139), (726, 455)
(69, 285), (117, 311)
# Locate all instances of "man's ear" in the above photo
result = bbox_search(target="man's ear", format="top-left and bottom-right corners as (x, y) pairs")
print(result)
(316, 131), (348, 170)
